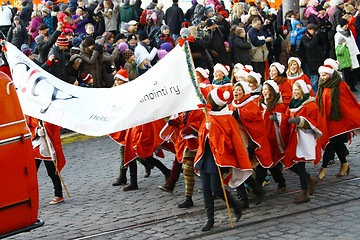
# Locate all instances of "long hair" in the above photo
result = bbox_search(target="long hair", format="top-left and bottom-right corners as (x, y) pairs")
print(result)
(259, 83), (280, 111)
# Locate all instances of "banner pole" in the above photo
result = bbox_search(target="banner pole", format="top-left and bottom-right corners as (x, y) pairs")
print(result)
(183, 40), (234, 228)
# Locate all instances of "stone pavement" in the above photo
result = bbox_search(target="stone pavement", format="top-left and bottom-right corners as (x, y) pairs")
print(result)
(8, 94), (360, 240)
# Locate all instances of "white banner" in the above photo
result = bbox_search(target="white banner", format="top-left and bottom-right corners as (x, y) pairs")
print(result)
(4, 42), (202, 136)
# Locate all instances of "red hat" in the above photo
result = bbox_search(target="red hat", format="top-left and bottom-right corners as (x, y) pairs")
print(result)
(114, 68), (129, 82)
(209, 88), (231, 107)
(57, 33), (69, 46)
(81, 73), (93, 84)
(318, 64), (334, 75)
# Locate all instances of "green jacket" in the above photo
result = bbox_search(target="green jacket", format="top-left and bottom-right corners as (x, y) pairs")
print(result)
(335, 44), (352, 70)
(119, 5), (138, 24)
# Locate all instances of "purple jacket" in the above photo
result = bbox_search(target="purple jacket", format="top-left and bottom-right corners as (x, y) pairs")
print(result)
(28, 16), (43, 41)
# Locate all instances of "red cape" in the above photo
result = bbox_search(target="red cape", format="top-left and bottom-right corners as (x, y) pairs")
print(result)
(283, 99), (322, 168)
(26, 116), (66, 172)
(260, 102), (290, 164)
(229, 98), (274, 168)
(287, 73), (315, 97)
(194, 109), (253, 188)
(278, 80), (292, 105)
(123, 119), (166, 166)
(316, 81), (360, 148)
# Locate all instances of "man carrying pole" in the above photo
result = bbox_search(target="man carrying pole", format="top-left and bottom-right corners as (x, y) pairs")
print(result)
(26, 116), (69, 205)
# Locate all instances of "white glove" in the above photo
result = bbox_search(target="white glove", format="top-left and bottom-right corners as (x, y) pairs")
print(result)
(205, 122), (211, 130)
(37, 127), (45, 137)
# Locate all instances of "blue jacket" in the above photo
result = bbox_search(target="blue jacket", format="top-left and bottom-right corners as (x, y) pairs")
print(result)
(291, 20), (306, 46)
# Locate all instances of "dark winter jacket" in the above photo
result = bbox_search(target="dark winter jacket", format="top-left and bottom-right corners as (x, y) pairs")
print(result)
(248, 26), (269, 62)
(6, 22), (28, 49)
(19, 6), (32, 25)
(300, 30), (324, 74)
(80, 43), (104, 88)
(232, 35), (251, 65)
(119, 4), (138, 24)
(35, 30), (61, 64)
(47, 45), (67, 81)
(164, 3), (184, 35)
(206, 28), (228, 65)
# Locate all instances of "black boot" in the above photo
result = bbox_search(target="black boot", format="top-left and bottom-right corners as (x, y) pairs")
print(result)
(236, 184), (249, 209)
(226, 190), (242, 222)
(178, 195), (194, 208)
(246, 176), (266, 205)
(147, 156), (171, 180)
(123, 161), (138, 191)
(112, 169), (127, 186)
(139, 158), (154, 178)
(201, 195), (214, 231)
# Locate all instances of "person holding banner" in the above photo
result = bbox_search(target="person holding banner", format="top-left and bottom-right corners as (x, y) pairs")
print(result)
(194, 88), (253, 231)
(26, 116), (66, 205)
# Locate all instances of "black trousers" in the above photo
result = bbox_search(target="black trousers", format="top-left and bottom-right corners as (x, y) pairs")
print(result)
(255, 163), (286, 188)
(36, 159), (63, 197)
(322, 133), (348, 168)
(289, 162), (309, 190)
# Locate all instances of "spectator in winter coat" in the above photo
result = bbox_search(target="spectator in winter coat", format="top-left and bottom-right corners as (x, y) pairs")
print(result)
(123, 48), (138, 81)
(95, 0), (119, 35)
(80, 37), (104, 88)
(46, 33), (69, 81)
(7, 16), (28, 50)
(42, 7), (56, 35)
(34, 23), (63, 64)
(72, 6), (89, 34)
(157, 25), (175, 48)
(204, 19), (228, 65)
(248, 17), (273, 80)
(232, 27), (251, 65)
(304, 0), (319, 19)
(28, 10), (43, 49)
(119, 0), (138, 26)
(0, 2), (14, 36)
(19, 0), (33, 25)
(300, 23), (324, 94)
(165, 0), (184, 40)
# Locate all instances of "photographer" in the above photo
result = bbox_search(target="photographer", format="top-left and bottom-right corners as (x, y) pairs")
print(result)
(204, 19), (228, 66)
(46, 33), (69, 81)
(35, 22), (63, 64)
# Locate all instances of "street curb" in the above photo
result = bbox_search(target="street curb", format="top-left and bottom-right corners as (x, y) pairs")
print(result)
(60, 133), (102, 145)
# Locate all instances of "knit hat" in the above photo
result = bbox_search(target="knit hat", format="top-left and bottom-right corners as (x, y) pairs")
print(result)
(82, 37), (95, 47)
(323, 2), (331, 9)
(339, 18), (349, 28)
(127, 34), (137, 42)
(22, 49), (33, 57)
(213, 63), (230, 76)
(205, 6), (213, 15)
(234, 81), (252, 96)
(46, 1), (53, 6)
(264, 80), (280, 94)
(234, 63), (244, 70)
(35, 34), (45, 44)
(41, 6), (50, 14)
(330, 0), (344, 6)
(306, 23), (318, 30)
(316, 4), (324, 11)
(14, 15), (20, 21)
(196, 67), (210, 78)
(139, 32), (148, 41)
(288, 57), (301, 67)
(160, 42), (173, 52)
(81, 73), (93, 84)
(209, 88), (231, 107)
(114, 33), (126, 42)
(72, 37), (82, 47)
(248, 71), (262, 85)
(270, 62), (285, 74)
(318, 64), (335, 75)
(57, 33), (69, 46)
(38, 24), (49, 30)
(21, 44), (30, 51)
(123, 48), (134, 60)
(179, 28), (191, 38)
(161, 24), (170, 32)
(118, 42), (129, 52)
(235, 67), (251, 78)
(324, 58), (339, 71)
(157, 49), (168, 60)
(60, 3), (69, 12)
(114, 68), (129, 82)
(293, 80), (310, 94)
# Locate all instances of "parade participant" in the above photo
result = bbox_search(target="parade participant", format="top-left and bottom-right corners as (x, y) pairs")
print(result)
(196, 67), (211, 101)
(212, 63), (233, 99)
(230, 63), (244, 84)
(283, 80), (321, 203)
(26, 116), (66, 205)
(110, 69), (152, 187)
(245, 71), (262, 104)
(229, 81), (272, 208)
(286, 57), (315, 97)
(122, 119), (171, 191)
(268, 62), (292, 105)
(232, 66), (251, 85)
(257, 80), (288, 193)
(194, 88), (253, 231)
(317, 64), (360, 179)
(159, 110), (204, 208)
